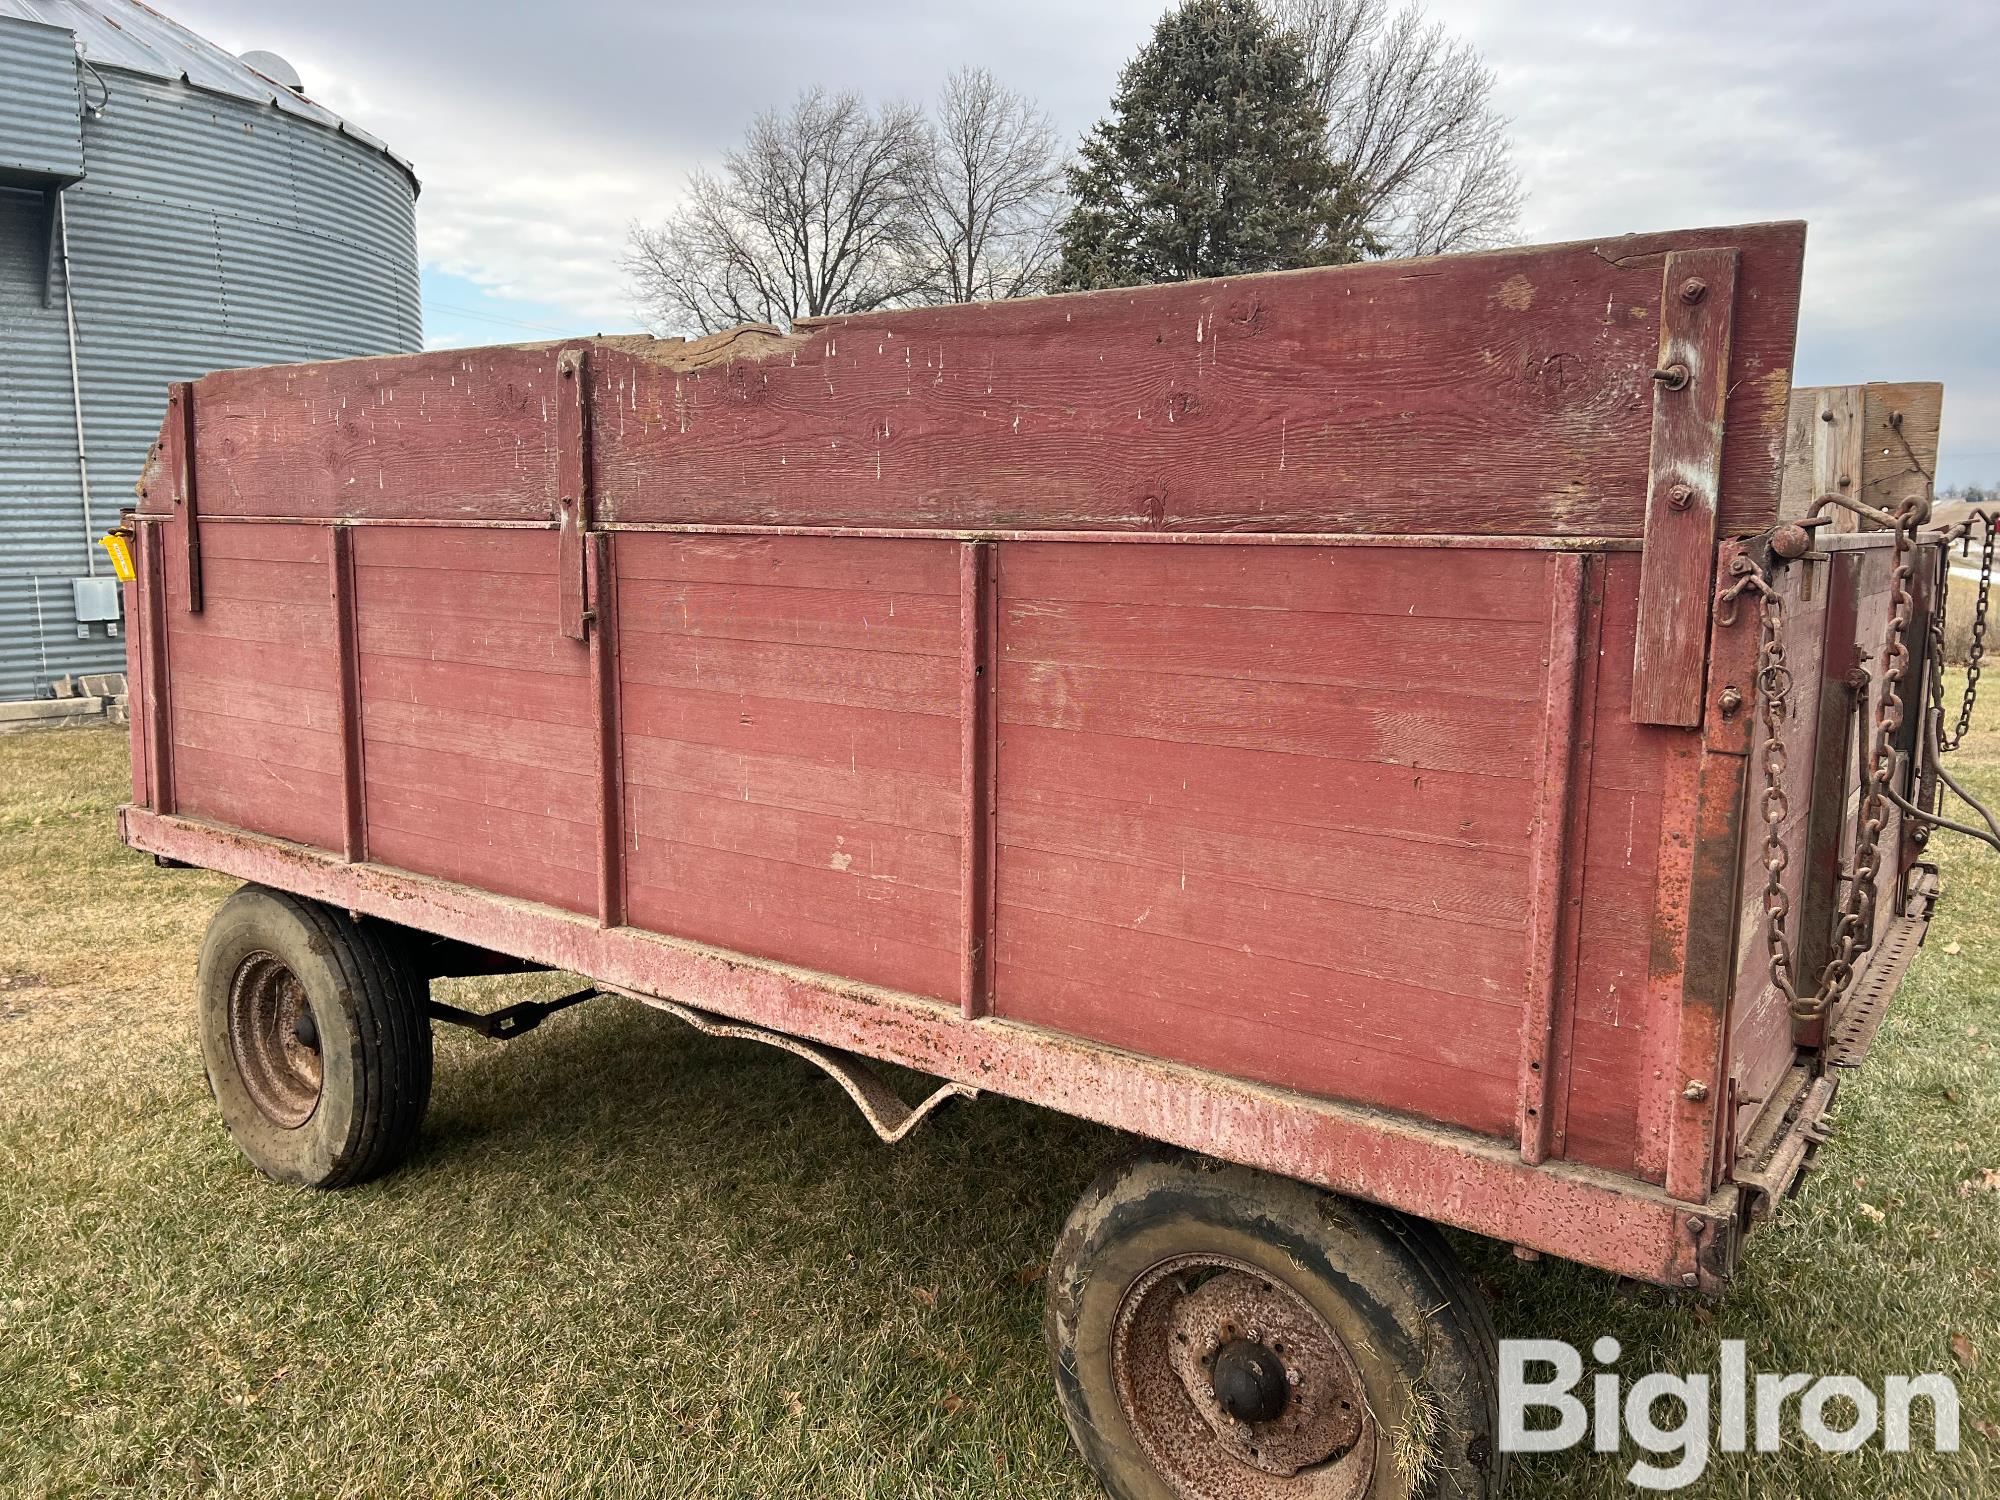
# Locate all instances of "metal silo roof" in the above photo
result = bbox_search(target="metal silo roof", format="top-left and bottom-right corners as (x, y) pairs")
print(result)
(0, 0), (419, 192)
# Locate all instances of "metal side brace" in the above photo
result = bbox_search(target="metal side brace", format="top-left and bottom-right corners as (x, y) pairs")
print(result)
(623, 989), (979, 1144)
(427, 984), (603, 1040)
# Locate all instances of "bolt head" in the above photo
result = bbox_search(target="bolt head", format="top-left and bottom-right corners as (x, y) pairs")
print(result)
(1668, 483), (1695, 510)
(1679, 277), (1708, 304)
(1719, 686), (1743, 715)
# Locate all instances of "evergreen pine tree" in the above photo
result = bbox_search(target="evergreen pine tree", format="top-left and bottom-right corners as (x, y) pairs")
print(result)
(1056, 0), (1377, 290)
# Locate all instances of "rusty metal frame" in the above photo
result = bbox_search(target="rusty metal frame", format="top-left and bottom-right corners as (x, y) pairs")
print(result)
(120, 802), (1741, 1291)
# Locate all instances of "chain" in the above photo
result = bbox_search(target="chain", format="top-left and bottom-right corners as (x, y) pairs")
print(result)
(1937, 510), (1995, 752)
(1736, 501), (1922, 1027)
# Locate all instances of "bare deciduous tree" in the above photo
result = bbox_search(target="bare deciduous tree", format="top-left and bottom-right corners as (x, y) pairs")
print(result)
(625, 88), (931, 335)
(1267, 0), (1523, 255)
(910, 67), (1067, 304)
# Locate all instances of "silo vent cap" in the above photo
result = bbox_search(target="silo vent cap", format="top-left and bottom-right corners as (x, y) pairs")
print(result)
(238, 49), (304, 94)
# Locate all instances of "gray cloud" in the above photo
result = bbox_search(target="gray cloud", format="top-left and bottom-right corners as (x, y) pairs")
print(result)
(170, 0), (2000, 482)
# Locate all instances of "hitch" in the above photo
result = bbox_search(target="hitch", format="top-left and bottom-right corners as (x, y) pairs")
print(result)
(427, 984), (601, 1040)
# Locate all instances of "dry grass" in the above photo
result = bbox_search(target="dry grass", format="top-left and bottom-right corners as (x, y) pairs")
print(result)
(2, 702), (1997, 1497)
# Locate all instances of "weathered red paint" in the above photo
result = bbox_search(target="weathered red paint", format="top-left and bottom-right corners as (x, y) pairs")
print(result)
(589, 533), (626, 930)
(114, 224), (1941, 1292)
(1632, 247), (1739, 726)
(1519, 553), (1587, 1163)
(330, 525), (366, 864)
(958, 541), (998, 1018)
(121, 802), (1736, 1289)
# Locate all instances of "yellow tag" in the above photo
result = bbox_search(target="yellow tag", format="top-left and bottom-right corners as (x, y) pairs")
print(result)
(100, 533), (136, 583)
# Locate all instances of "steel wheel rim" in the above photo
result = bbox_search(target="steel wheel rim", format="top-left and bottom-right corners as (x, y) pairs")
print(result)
(1110, 1253), (1375, 1499)
(227, 951), (322, 1129)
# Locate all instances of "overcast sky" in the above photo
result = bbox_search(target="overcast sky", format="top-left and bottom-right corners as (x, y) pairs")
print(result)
(170, 0), (2000, 487)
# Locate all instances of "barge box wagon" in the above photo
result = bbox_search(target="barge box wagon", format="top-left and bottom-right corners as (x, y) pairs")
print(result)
(115, 220), (1965, 1499)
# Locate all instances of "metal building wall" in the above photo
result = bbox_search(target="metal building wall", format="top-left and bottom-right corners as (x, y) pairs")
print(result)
(0, 14), (85, 180)
(0, 5), (421, 700)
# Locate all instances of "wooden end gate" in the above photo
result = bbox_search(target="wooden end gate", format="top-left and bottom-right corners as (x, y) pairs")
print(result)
(114, 221), (1976, 1498)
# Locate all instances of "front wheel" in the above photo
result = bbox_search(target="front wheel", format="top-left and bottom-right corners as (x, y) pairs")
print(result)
(196, 885), (432, 1188)
(1045, 1148), (1504, 1499)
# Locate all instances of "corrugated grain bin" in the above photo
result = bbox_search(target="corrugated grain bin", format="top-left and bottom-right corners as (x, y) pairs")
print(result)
(0, 0), (419, 701)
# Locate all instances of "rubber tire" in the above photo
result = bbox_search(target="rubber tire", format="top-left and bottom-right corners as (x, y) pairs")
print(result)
(196, 884), (433, 1188)
(1045, 1148), (1504, 1500)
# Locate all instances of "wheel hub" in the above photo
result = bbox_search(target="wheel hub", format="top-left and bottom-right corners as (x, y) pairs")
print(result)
(1111, 1255), (1374, 1497)
(227, 952), (323, 1130)
(1212, 1338), (1292, 1423)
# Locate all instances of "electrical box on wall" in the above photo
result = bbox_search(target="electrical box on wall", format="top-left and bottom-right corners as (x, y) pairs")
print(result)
(72, 576), (119, 622)
(72, 576), (121, 632)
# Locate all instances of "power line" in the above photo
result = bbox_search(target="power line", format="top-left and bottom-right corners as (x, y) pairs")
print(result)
(427, 300), (577, 335)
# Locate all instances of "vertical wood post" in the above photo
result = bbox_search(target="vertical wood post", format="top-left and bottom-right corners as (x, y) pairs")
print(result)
(591, 532), (626, 929)
(167, 382), (203, 613)
(330, 524), (366, 863)
(1632, 247), (1739, 726)
(1652, 555), (1760, 1200)
(140, 519), (175, 815)
(1519, 553), (1587, 1163)
(959, 541), (998, 1018)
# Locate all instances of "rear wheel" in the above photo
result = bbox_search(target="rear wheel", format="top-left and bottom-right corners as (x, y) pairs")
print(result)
(1045, 1148), (1503, 1499)
(196, 885), (432, 1188)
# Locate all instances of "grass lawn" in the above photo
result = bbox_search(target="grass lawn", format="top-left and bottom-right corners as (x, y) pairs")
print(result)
(2, 704), (1996, 1498)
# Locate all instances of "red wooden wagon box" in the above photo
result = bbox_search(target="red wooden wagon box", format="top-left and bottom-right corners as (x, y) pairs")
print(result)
(115, 220), (1974, 1498)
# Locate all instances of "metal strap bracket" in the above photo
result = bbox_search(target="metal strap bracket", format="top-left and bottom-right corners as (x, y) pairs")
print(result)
(556, 346), (591, 640)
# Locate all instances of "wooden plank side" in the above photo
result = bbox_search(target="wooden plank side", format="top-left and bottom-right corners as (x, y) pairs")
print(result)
(164, 521), (341, 851)
(1860, 383), (1942, 519)
(1555, 554), (1675, 1178)
(615, 534), (965, 1002)
(1778, 382), (1940, 529)
(999, 541), (1556, 618)
(990, 541), (1553, 1130)
(1004, 659), (1538, 773)
(1002, 598), (1548, 700)
(189, 345), (568, 520)
(1002, 722), (1535, 853)
(590, 223), (1802, 538)
(354, 526), (597, 915)
(995, 910), (1520, 1133)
